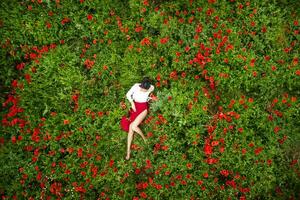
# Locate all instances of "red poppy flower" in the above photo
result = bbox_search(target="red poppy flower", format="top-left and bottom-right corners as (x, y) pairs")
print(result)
(75, 186), (86, 193)
(186, 163), (192, 169)
(220, 169), (229, 177)
(254, 147), (263, 155)
(197, 180), (203, 185)
(226, 180), (236, 188)
(50, 182), (62, 195)
(140, 192), (147, 199)
(11, 136), (17, 144)
(169, 70), (178, 80)
(211, 141), (219, 146)
(185, 46), (190, 52)
(290, 159), (298, 166)
(206, 8), (214, 16)
(135, 25), (143, 32)
(46, 22), (51, 29)
(87, 14), (93, 21)
(204, 144), (213, 155)
(24, 74), (31, 84)
(77, 148), (83, 157)
(140, 37), (151, 46)
(61, 17), (70, 25)
(11, 80), (18, 88)
(156, 184), (162, 190)
(160, 37), (169, 44)
(84, 59), (95, 69)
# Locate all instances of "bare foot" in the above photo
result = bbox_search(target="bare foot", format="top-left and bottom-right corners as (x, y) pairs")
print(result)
(125, 155), (130, 160)
(143, 137), (147, 144)
(141, 135), (147, 143)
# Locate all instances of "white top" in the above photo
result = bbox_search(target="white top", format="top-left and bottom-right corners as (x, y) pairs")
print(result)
(126, 83), (154, 103)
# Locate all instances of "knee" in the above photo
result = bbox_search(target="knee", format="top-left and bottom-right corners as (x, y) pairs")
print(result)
(130, 123), (138, 132)
(128, 129), (134, 136)
(129, 123), (134, 131)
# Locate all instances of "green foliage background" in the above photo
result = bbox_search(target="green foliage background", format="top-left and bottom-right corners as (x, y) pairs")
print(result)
(0, 0), (299, 199)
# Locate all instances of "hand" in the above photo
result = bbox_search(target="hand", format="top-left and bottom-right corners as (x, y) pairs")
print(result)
(131, 103), (136, 112)
(151, 95), (158, 101)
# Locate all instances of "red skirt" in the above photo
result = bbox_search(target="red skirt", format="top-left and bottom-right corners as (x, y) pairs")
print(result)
(120, 101), (149, 132)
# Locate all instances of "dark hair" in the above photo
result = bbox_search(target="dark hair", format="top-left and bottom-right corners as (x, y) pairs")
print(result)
(139, 77), (151, 90)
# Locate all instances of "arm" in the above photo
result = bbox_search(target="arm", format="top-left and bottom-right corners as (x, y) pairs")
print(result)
(126, 84), (138, 111)
(126, 84), (137, 103)
(148, 85), (156, 101)
(149, 85), (155, 93)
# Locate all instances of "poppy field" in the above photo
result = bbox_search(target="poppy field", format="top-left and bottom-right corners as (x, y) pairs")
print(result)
(0, 0), (300, 199)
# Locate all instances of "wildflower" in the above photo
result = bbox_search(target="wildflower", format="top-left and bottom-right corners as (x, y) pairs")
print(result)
(140, 37), (151, 46)
(87, 14), (93, 21)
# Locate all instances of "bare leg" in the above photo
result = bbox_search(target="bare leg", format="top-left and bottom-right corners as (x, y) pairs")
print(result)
(126, 127), (134, 160)
(132, 126), (146, 143)
(125, 109), (148, 160)
(131, 109), (148, 142)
